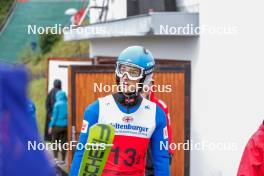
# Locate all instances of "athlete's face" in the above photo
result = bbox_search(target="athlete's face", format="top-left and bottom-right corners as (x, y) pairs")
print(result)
(119, 65), (141, 93)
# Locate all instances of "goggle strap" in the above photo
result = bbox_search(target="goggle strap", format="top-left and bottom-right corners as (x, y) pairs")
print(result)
(144, 66), (154, 75)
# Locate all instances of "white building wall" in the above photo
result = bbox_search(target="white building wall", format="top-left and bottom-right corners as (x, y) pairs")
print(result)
(190, 0), (264, 175)
(90, 0), (127, 24)
(48, 60), (92, 95)
(107, 0), (127, 21)
(89, 0), (198, 23)
(177, 0), (199, 12)
(89, 36), (199, 60)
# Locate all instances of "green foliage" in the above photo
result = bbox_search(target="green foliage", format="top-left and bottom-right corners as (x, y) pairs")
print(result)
(17, 44), (41, 64)
(17, 45), (33, 63)
(39, 31), (61, 54)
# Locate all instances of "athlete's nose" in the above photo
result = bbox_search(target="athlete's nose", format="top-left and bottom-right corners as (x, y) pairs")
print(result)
(122, 73), (129, 81)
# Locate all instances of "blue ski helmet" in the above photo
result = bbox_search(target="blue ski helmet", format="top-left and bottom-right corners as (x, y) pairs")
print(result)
(115, 46), (155, 86)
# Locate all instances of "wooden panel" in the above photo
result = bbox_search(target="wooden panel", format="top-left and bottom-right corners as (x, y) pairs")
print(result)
(95, 56), (189, 66)
(75, 73), (115, 135)
(153, 72), (185, 176)
(48, 57), (94, 62)
(67, 66), (73, 170)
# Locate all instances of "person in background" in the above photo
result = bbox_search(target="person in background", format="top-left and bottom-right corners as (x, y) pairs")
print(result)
(141, 80), (174, 176)
(45, 79), (61, 141)
(237, 121), (264, 176)
(48, 90), (68, 165)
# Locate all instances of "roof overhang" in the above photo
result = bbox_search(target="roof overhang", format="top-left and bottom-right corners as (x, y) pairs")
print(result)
(64, 12), (199, 41)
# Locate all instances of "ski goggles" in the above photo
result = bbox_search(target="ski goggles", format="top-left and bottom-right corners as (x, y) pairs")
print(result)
(115, 62), (144, 80)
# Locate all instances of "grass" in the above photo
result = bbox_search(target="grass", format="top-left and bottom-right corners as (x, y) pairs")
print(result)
(26, 37), (89, 75)
(29, 77), (46, 137)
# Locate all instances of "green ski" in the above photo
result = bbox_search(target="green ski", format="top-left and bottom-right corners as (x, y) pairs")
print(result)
(78, 124), (115, 176)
